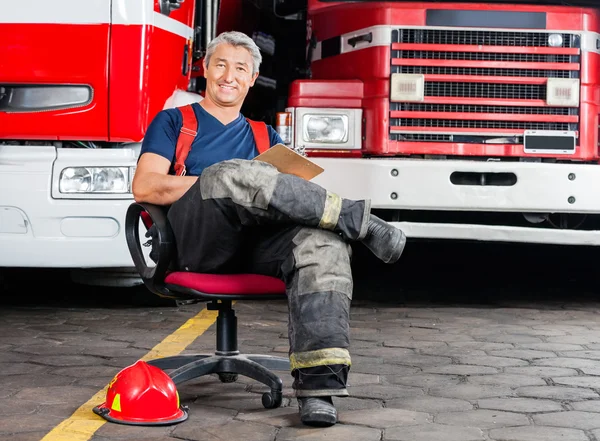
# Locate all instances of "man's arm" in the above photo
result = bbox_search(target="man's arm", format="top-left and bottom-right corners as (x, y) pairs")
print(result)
(132, 152), (198, 206)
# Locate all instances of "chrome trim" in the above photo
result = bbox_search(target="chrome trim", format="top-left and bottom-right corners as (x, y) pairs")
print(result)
(294, 107), (362, 150)
(390, 129), (521, 138)
(0, 85), (93, 113)
(313, 25), (600, 61)
(580, 31), (600, 55)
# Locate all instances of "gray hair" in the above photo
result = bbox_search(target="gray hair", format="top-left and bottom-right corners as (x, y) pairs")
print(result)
(204, 31), (262, 76)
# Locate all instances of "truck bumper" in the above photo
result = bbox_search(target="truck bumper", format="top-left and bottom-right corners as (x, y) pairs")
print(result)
(0, 145), (137, 268)
(310, 157), (600, 246)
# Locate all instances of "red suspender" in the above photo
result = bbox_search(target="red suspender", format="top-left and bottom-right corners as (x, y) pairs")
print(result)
(174, 104), (270, 176)
(245, 118), (270, 154)
(174, 104), (198, 176)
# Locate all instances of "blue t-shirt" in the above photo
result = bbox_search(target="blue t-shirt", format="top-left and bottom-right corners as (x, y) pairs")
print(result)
(139, 102), (283, 176)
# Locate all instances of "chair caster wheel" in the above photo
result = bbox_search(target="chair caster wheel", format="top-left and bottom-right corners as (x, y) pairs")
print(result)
(218, 373), (238, 383)
(262, 391), (283, 409)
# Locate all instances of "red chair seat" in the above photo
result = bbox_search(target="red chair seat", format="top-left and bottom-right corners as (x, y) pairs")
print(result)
(165, 272), (286, 295)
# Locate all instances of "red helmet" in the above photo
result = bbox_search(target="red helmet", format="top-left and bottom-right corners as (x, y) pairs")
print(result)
(93, 360), (188, 425)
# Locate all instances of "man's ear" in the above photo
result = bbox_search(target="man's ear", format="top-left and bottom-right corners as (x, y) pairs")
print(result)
(203, 60), (209, 79)
(250, 71), (259, 87)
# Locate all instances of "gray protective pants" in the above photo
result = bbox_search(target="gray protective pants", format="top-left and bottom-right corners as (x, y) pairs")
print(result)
(167, 159), (371, 397)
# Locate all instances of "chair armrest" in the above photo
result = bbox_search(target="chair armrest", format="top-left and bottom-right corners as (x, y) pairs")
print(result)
(125, 202), (177, 298)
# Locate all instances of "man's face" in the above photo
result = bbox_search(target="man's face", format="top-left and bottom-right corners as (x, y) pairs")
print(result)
(204, 43), (258, 108)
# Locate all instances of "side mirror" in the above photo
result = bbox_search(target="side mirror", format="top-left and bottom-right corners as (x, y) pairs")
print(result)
(159, 0), (184, 16)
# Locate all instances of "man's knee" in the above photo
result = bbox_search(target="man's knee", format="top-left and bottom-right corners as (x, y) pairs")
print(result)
(200, 159), (278, 209)
(291, 228), (353, 299)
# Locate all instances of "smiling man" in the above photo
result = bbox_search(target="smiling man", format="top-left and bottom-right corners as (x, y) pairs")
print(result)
(132, 31), (407, 427)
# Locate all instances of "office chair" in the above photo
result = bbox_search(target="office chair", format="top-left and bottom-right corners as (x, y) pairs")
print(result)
(125, 202), (290, 408)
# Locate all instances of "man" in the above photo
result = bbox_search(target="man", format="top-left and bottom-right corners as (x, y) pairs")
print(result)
(132, 30), (406, 427)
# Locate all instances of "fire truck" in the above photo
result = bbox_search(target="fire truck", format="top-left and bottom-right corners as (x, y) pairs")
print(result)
(1, 0), (599, 287)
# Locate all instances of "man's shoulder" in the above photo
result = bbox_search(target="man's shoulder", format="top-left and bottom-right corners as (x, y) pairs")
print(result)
(141, 107), (185, 155)
(143, 108), (183, 137)
(155, 107), (184, 124)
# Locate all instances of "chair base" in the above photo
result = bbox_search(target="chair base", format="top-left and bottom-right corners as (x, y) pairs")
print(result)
(147, 353), (290, 409)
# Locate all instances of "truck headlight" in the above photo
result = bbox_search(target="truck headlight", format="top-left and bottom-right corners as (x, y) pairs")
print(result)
(546, 78), (580, 107)
(294, 107), (362, 150)
(548, 33), (563, 47)
(304, 114), (349, 143)
(59, 167), (132, 194)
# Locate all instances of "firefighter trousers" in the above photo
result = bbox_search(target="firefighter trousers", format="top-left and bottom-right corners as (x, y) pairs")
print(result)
(167, 158), (371, 397)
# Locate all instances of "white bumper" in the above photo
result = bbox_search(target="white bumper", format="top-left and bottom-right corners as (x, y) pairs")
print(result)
(0, 145), (137, 267)
(311, 157), (600, 246)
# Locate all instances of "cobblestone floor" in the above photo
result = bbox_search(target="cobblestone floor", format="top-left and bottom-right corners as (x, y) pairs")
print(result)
(3, 241), (600, 441)
(3, 295), (600, 441)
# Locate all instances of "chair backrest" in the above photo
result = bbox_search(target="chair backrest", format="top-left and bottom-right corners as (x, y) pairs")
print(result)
(126, 202), (180, 299)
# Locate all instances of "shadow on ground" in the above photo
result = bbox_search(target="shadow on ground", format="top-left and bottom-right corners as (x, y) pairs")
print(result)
(0, 267), (176, 307)
(351, 239), (598, 305)
(1, 240), (597, 307)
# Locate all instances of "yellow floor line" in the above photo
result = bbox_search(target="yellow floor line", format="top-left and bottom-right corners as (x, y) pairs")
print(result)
(40, 307), (219, 441)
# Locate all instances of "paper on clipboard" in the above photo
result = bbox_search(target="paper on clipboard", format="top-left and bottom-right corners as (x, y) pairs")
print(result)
(254, 144), (324, 180)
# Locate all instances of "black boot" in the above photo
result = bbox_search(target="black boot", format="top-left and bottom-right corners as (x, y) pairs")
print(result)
(362, 215), (406, 263)
(298, 397), (338, 427)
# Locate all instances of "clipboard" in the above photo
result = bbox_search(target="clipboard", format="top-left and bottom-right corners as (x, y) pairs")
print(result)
(254, 144), (324, 180)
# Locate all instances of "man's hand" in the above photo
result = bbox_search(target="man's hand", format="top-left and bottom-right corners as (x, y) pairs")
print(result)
(132, 152), (198, 206)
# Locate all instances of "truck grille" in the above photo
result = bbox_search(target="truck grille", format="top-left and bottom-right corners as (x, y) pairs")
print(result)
(390, 28), (580, 144)
(399, 66), (572, 79)
(398, 119), (568, 131)
(401, 103), (571, 115)
(401, 51), (572, 63)
(426, 82), (545, 100)
(397, 29), (576, 48)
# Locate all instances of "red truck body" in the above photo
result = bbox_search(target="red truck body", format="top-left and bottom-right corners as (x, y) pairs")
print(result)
(0, 0), (194, 142)
(287, 0), (600, 246)
(0, 0), (198, 286)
